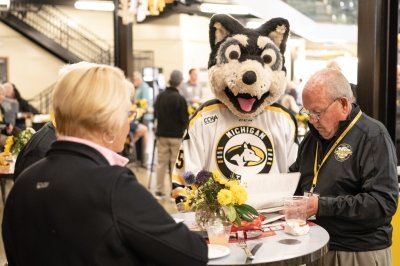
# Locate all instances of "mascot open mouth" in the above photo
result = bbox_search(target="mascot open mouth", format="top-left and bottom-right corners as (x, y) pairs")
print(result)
(224, 88), (270, 113)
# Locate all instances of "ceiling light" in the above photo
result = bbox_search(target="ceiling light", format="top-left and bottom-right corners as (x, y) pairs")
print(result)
(200, 3), (253, 15)
(74, 1), (114, 12)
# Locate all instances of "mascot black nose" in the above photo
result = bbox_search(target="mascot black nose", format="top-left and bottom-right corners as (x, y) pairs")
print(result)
(242, 71), (257, 85)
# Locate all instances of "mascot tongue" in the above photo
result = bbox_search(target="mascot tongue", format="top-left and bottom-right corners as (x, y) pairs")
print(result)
(238, 97), (256, 112)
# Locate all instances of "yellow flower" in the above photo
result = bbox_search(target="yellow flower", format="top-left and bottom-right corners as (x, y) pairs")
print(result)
(3, 136), (14, 155)
(181, 170), (257, 225)
(226, 180), (239, 188)
(230, 185), (247, 205)
(217, 189), (233, 205)
(213, 171), (228, 185)
(188, 105), (195, 116)
(137, 99), (148, 109)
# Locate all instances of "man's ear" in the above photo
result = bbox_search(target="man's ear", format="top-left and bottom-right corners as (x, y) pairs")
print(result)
(209, 14), (245, 50)
(256, 18), (290, 55)
(339, 97), (351, 111)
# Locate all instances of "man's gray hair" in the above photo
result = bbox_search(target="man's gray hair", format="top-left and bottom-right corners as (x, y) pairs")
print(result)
(306, 68), (354, 102)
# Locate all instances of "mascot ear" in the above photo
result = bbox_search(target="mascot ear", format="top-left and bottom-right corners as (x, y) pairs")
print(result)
(209, 14), (245, 50)
(256, 18), (290, 55)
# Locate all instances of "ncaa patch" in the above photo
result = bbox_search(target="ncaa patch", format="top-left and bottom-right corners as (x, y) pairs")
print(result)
(334, 143), (352, 162)
(215, 126), (274, 179)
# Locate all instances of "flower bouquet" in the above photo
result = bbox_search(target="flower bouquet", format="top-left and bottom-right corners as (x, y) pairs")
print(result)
(4, 127), (36, 156)
(181, 170), (264, 231)
(0, 127), (35, 172)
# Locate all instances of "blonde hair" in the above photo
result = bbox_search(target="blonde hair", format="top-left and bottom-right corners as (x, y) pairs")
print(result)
(52, 62), (133, 137)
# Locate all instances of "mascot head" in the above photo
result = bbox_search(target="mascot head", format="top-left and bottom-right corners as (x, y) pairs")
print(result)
(208, 14), (290, 118)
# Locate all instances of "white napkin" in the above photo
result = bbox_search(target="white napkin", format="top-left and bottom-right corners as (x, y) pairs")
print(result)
(284, 221), (309, 236)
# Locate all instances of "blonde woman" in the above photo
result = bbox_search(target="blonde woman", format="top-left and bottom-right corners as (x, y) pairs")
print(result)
(2, 62), (207, 265)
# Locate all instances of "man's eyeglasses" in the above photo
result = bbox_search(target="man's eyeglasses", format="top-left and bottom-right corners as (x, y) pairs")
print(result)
(299, 98), (339, 121)
(128, 110), (137, 122)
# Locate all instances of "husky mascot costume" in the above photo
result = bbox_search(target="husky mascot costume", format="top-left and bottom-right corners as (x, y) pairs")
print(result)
(172, 14), (298, 209)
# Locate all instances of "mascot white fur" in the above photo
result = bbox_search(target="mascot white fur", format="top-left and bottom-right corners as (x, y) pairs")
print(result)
(172, 14), (299, 209)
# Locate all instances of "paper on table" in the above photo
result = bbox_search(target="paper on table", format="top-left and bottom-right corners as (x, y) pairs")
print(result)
(240, 172), (301, 210)
(261, 212), (285, 225)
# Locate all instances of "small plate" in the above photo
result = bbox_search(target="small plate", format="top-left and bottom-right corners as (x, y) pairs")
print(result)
(208, 244), (230, 259)
(173, 217), (184, 223)
(245, 230), (263, 239)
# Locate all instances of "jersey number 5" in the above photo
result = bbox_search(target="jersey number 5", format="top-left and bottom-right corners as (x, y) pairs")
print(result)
(175, 150), (184, 169)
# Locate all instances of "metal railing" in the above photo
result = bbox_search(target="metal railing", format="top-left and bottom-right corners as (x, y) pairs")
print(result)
(10, 4), (112, 64)
(28, 84), (54, 115)
(8, 4), (113, 112)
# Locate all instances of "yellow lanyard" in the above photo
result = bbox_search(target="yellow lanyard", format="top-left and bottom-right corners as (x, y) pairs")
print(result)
(310, 110), (362, 193)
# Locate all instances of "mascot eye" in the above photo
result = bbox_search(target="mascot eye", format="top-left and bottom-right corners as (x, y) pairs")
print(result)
(261, 48), (277, 67)
(229, 51), (240, 60)
(263, 54), (272, 64)
(225, 44), (241, 61)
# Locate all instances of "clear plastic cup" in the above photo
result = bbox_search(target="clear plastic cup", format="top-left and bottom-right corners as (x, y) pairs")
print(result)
(283, 196), (308, 226)
(206, 218), (231, 246)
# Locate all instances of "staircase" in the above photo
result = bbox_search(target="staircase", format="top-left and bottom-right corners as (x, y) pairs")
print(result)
(0, 4), (114, 113)
(0, 4), (112, 64)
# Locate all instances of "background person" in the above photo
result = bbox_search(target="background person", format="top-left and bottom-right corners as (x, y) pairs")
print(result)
(2, 62), (207, 265)
(7, 83), (40, 129)
(290, 68), (398, 265)
(180, 68), (203, 105)
(1, 82), (20, 127)
(154, 70), (189, 200)
(133, 70), (153, 125)
(0, 84), (19, 149)
(131, 71), (152, 166)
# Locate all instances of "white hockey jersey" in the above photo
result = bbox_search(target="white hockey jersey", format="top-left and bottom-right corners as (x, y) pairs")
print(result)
(172, 100), (298, 196)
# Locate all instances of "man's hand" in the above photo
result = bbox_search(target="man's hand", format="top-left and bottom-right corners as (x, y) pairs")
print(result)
(307, 195), (319, 218)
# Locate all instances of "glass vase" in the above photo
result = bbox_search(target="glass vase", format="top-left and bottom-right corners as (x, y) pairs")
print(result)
(195, 207), (226, 231)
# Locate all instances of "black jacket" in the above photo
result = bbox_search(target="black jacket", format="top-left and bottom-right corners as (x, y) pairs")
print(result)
(13, 122), (56, 180)
(3, 141), (208, 266)
(291, 104), (399, 251)
(154, 87), (189, 138)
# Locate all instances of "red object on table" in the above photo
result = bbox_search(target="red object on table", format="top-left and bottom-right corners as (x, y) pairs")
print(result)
(231, 214), (266, 232)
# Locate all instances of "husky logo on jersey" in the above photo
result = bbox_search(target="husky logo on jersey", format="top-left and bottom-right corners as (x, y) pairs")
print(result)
(334, 143), (352, 162)
(227, 142), (262, 167)
(216, 126), (273, 179)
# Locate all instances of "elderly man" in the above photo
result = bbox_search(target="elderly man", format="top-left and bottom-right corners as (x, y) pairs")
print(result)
(290, 68), (398, 265)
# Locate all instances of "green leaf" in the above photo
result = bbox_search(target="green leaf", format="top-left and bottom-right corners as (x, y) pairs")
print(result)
(235, 205), (256, 222)
(240, 204), (259, 216)
(234, 215), (241, 226)
(226, 205), (236, 222)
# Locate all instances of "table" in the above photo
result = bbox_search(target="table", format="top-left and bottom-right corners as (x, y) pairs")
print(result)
(0, 172), (13, 204)
(0, 161), (15, 204)
(173, 212), (329, 266)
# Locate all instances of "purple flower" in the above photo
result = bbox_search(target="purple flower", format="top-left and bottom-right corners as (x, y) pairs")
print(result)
(195, 170), (212, 185)
(183, 171), (196, 184)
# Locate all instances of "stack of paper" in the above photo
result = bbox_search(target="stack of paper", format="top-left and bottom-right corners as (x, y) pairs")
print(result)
(240, 172), (301, 210)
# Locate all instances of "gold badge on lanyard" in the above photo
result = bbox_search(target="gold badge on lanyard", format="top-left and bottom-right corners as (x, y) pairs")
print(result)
(334, 143), (353, 162)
